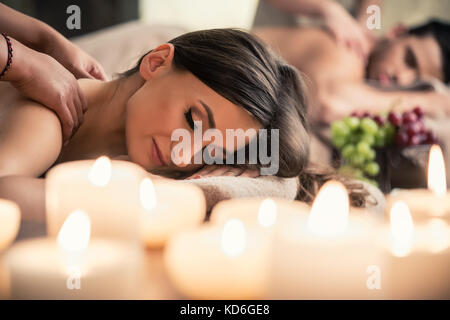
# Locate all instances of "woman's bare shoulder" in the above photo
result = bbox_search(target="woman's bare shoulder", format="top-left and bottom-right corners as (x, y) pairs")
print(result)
(0, 92), (63, 177)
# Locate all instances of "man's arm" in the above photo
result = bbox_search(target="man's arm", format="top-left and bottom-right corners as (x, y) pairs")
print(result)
(316, 80), (450, 123)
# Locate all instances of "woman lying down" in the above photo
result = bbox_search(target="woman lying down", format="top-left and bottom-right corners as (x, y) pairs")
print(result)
(0, 29), (370, 223)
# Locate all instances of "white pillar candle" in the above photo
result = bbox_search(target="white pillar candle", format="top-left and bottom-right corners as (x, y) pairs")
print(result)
(164, 218), (271, 299)
(5, 210), (142, 299)
(46, 156), (149, 240)
(269, 181), (383, 299)
(0, 199), (20, 253)
(139, 178), (206, 248)
(386, 145), (450, 221)
(380, 201), (450, 299)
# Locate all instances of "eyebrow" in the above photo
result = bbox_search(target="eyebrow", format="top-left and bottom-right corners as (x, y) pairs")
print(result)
(198, 100), (216, 129)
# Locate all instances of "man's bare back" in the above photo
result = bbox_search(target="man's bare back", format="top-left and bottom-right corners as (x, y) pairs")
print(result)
(253, 26), (450, 123)
(254, 27), (365, 84)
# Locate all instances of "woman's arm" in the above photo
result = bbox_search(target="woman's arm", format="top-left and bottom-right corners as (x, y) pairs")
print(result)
(0, 99), (62, 177)
(0, 99), (62, 222)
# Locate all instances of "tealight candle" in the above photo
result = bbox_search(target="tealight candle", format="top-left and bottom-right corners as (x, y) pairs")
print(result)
(386, 145), (450, 221)
(164, 218), (271, 299)
(0, 199), (20, 252)
(380, 201), (450, 299)
(269, 181), (383, 299)
(139, 178), (206, 248)
(46, 156), (149, 240)
(5, 210), (141, 299)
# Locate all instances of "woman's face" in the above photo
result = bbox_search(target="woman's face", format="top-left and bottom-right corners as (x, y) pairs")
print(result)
(125, 44), (261, 175)
(367, 34), (443, 87)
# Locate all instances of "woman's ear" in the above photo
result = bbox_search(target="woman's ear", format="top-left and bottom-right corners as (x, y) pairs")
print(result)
(139, 43), (175, 80)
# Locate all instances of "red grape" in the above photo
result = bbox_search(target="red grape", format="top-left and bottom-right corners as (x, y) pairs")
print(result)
(413, 106), (424, 119)
(425, 131), (439, 144)
(405, 122), (424, 137)
(395, 130), (409, 146)
(402, 111), (418, 124)
(350, 111), (363, 118)
(409, 134), (421, 146)
(388, 112), (402, 126)
(373, 115), (385, 126)
(362, 111), (371, 118)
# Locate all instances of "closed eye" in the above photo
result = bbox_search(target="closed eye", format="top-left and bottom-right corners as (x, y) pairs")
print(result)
(184, 107), (196, 130)
(404, 46), (418, 69)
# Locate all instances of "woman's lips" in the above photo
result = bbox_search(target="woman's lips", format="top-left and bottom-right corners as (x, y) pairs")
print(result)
(152, 138), (167, 167)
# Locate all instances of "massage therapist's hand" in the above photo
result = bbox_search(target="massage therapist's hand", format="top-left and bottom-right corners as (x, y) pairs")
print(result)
(7, 38), (87, 144)
(44, 37), (108, 81)
(321, 1), (371, 62)
(185, 165), (261, 179)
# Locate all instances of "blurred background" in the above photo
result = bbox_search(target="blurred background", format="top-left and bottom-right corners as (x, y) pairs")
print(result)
(1, 0), (449, 37)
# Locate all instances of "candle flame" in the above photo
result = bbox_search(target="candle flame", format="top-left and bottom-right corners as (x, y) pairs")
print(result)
(257, 198), (277, 227)
(88, 156), (112, 187)
(221, 219), (246, 257)
(390, 201), (414, 257)
(57, 210), (91, 252)
(140, 177), (157, 211)
(307, 180), (349, 236)
(427, 144), (447, 196)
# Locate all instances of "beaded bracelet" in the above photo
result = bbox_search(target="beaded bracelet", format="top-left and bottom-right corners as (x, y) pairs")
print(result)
(0, 33), (13, 80)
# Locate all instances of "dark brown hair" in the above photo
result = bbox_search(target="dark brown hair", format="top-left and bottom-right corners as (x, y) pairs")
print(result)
(123, 28), (370, 207)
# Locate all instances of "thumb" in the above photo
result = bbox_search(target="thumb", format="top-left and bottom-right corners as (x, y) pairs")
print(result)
(73, 67), (95, 80)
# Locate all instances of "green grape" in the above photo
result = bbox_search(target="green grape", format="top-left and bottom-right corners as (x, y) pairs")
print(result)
(356, 141), (371, 157)
(366, 148), (376, 161)
(361, 133), (375, 146)
(364, 162), (380, 176)
(383, 123), (396, 144)
(374, 129), (386, 147)
(341, 144), (355, 160)
(360, 118), (378, 135)
(352, 168), (364, 179)
(350, 154), (365, 166)
(343, 116), (360, 131)
(338, 165), (354, 176)
(331, 120), (350, 139)
(332, 135), (347, 148)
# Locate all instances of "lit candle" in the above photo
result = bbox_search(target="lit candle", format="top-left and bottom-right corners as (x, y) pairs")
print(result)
(387, 145), (450, 221)
(269, 181), (382, 299)
(46, 156), (149, 240)
(209, 197), (310, 231)
(139, 178), (206, 248)
(5, 210), (141, 299)
(380, 201), (450, 299)
(0, 199), (20, 252)
(164, 218), (271, 299)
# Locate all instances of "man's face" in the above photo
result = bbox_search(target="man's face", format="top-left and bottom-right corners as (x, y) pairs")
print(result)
(367, 34), (444, 87)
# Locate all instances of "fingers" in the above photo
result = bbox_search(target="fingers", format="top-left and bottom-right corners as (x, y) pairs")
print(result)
(90, 63), (108, 81)
(73, 68), (95, 80)
(57, 101), (75, 144)
(239, 169), (261, 178)
(66, 98), (79, 135)
(76, 84), (88, 114)
(185, 166), (261, 179)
